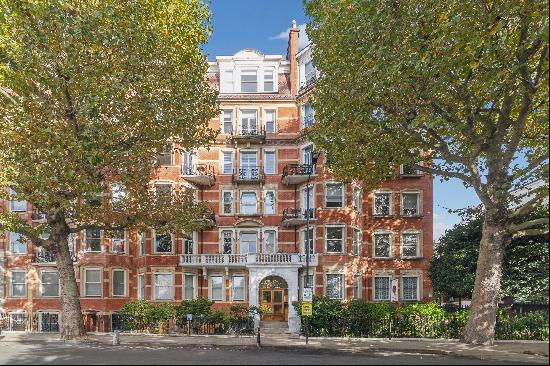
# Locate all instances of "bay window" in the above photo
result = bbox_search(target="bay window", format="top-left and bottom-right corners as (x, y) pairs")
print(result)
(325, 183), (344, 208)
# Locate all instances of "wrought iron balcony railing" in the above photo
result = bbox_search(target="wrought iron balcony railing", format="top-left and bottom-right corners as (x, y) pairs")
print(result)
(32, 250), (56, 263)
(282, 208), (316, 222)
(230, 128), (266, 141)
(282, 164), (314, 178)
(232, 167), (265, 183)
(181, 164), (216, 186)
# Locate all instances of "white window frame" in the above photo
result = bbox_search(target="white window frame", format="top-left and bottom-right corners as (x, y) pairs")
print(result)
(221, 150), (234, 175)
(353, 273), (362, 299)
(301, 227), (315, 255)
(352, 228), (362, 256)
(240, 69), (258, 93)
(221, 189), (234, 215)
(401, 231), (422, 258)
(138, 232), (146, 256)
(239, 190), (258, 215)
(153, 272), (174, 301)
(83, 228), (102, 253)
(264, 150), (277, 175)
(111, 269), (127, 297)
(221, 110), (234, 134)
(402, 276), (420, 301)
(353, 186), (362, 211)
(263, 67), (275, 92)
(325, 183), (344, 209)
(221, 70), (234, 93)
(373, 230), (393, 259)
(184, 233), (196, 255)
(9, 232), (27, 255)
(231, 275), (246, 301)
(220, 229), (235, 254)
(301, 273), (314, 290)
(8, 188), (27, 212)
(210, 275), (224, 301)
(10, 270), (26, 298)
(110, 183), (126, 211)
(262, 228), (277, 254)
(83, 268), (103, 298)
(374, 276), (392, 301)
(239, 110), (259, 135)
(263, 189), (276, 215)
(138, 272), (146, 300)
(239, 230), (258, 254)
(183, 273), (197, 300)
(401, 191), (422, 217)
(40, 270), (60, 298)
(264, 109), (277, 133)
(325, 225), (345, 254)
(157, 143), (174, 166)
(110, 230), (127, 255)
(153, 230), (174, 255)
(373, 191), (393, 216)
(325, 273), (344, 300)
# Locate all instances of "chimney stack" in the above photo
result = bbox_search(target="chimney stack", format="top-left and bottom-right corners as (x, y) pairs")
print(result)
(287, 20), (300, 96)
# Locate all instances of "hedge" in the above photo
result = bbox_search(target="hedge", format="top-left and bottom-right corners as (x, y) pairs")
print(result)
(293, 297), (548, 341)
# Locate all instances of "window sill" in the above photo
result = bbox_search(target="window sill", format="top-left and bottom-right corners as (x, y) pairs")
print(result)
(153, 253), (176, 256)
(84, 251), (103, 254)
(401, 214), (424, 219)
(325, 252), (345, 255)
(402, 256), (424, 260)
(373, 257), (395, 260)
(372, 215), (395, 218)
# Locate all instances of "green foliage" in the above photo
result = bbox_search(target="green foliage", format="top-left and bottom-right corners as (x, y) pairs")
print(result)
(175, 298), (214, 325)
(118, 300), (174, 333)
(431, 210), (549, 303)
(294, 297), (548, 340)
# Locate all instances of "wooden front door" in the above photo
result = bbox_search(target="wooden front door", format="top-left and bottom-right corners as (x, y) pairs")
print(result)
(260, 288), (288, 321)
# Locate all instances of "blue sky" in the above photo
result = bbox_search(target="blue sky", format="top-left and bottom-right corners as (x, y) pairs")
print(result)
(203, 0), (481, 239)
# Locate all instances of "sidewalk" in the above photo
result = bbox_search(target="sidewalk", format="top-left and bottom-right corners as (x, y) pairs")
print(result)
(2, 332), (548, 364)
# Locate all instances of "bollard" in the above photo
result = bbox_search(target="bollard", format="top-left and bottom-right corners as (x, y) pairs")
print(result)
(256, 327), (261, 348)
(112, 330), (120, 346)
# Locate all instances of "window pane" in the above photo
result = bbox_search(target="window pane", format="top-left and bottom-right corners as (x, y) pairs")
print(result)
(184, 274), (195, 300)
(241, 70), (257, 93)
(402, 233), (419, 257)
(402, 193), (419, 216)
(10, 232), (27, 254)
(157, 144), (173, 165)
(303, 228), (314, 254)
(353, 229), (361, 256)
(264, 230), (276, 253)
(155, 234), (172, 253)
(326, 227), (343, 253)
(42, 272), (59, 297)
(264, 69), (274, 92)
(112, 271), (125, 296)
(184, 238), (194, 255)
(138, 274), (145, 299)
(223, 110), (233, 133)
(154, 274), (173, 300)
(326, 184), (343, 208)
(232, 276), (245, 301)
(265, 110), (276, 133)
(222, 231), (233, 254)
(403, 277), (418, 301)
(240, 232), (257, 254)
(326, 274), (343, 299)
(353, 187), (361, 210)
(86, 270), (100, 283)
(303, 274), (313, 289)
(353, 275), (361, 299)
(223, 191), (233, 214)
(12, 272), (26, 297)
(375, 277), (390, 300)
(264, 191), (275, 214)
(265, 152), (276, 175)
(374, 193), (391, 215)
(211, 276), (223, 300)
(240, 192), (257, 215)
(86, 229), (102, 252)
(222, 152), (233, 174)
(374, 233), (391, 257)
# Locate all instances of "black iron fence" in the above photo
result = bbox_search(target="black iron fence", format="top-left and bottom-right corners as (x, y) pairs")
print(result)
(282, 164), (314, 178)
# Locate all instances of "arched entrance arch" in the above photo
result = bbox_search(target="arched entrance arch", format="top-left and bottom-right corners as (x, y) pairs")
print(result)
(259, 276), (288, 321)
(247, 267), (301, 334)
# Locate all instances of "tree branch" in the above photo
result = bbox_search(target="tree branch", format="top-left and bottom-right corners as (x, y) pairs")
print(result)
(509, 217), (549, 234)
(512, 227), (549, 239)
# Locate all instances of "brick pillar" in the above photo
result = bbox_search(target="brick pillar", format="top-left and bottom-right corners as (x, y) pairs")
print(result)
(287, 20), (300, 96)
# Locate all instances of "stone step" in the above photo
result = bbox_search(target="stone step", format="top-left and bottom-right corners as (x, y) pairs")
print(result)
(260, 322), (288, 329)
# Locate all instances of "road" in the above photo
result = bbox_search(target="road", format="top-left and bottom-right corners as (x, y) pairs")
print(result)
(0, 342), (540, 365)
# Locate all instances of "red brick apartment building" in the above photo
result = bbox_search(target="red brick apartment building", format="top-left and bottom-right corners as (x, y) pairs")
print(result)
(0, 21), (433, 334)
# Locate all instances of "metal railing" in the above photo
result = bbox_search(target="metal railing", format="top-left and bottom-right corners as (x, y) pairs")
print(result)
(180, 253), (318, 267)
(32, 250), (56, 263)
(232, 128), (266, 138)
(181, 163), (215, 177)
(282, 208), (316, 221)
(282, 164), (314, 178)
(233, 166), (265, 182)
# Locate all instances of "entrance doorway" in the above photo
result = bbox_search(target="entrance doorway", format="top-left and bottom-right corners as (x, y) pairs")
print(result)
(259, 276), (288, 322)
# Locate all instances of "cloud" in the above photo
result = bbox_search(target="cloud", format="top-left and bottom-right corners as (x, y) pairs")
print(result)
(433, 213), (453, 242)
(269, 23), (310, 50)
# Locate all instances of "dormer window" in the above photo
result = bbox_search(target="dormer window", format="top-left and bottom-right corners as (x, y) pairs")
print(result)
(241, 70), (258, 93)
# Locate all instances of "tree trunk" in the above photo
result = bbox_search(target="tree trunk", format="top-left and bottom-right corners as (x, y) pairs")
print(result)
(462, 215), (511, 345)
(54, 231), (87, 340)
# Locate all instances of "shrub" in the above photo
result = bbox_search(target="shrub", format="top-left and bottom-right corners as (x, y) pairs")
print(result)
(119, 300), (175, 333)
(175, 298), (214, 326)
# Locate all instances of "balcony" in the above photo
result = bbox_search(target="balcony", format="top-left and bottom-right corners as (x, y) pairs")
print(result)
(179, 253), (318, 268)
(282, 208), (316, 227)
(230, 128), (266, 143)
(232, 167), (265, 184)
(282, 164), (315, 185)
(181, 164), (215, 186)
(32, 249), (55, 264)
(400, 164), (424, 178)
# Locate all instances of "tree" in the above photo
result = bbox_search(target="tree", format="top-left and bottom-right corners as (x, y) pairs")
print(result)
(0, 0), (218, 339)
(304, 0), (549, 344)
(430, 209), (549, 304)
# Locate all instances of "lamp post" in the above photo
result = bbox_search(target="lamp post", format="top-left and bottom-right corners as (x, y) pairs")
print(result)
(305, 152), (319, 345)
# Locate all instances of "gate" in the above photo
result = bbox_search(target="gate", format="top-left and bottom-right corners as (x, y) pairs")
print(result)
(111, 313), (123, 331)
(9, 313), (28, 331)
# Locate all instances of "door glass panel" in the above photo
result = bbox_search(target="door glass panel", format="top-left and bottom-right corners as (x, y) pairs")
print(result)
(274, 290), (283, 303)
(262, 290), (271, 302)
(273, 304), (283, 314)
